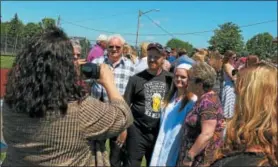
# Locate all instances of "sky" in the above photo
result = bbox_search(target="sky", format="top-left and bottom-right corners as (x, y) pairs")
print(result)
(1, 1), (277, 48)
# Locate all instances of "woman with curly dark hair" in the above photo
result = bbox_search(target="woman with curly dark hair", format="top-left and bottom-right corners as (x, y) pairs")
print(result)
(2, 27), (133, 166)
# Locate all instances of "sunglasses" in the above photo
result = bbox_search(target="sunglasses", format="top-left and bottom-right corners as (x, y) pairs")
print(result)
(147, 43), (163, 51)
(108, 45), (122, 50)
(148, 54), (162, 61)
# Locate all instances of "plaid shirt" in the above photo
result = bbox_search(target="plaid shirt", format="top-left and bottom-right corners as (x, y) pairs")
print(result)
(91, 55), (135, 102)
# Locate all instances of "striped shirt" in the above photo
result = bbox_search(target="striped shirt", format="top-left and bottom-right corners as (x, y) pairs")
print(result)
(91, 55), (135, 102)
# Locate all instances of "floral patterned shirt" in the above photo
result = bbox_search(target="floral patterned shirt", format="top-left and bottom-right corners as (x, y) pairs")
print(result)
(177, 91), (225, 167)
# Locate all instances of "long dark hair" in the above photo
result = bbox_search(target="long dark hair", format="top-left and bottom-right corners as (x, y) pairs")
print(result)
(222, 50), (235, 64)
(5, 26), (85, 118)
(163, 69), (192, 112)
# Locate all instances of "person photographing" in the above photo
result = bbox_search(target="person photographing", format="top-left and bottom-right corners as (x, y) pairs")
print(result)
(2, 27), (133, 166)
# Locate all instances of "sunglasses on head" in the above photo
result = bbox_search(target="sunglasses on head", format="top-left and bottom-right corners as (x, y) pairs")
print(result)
(147, 43), (163, 50)
(108, 45), (121, 50)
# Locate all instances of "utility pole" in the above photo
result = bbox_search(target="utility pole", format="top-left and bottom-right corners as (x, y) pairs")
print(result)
(14, 33), (18, 54)
(57, 15), (61, 27)
(135, 10), (142, 49)
(5, 28), (7, 53)
(135, 9), (159, 49)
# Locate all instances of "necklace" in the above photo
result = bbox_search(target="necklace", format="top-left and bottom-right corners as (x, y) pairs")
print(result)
(174, 94), (184, 104)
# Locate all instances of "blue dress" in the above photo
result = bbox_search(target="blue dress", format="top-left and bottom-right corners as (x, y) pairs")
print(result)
(150, 93), (197, 166)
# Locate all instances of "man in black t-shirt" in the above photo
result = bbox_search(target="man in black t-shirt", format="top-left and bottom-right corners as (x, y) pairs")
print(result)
(122, 43), (173, 167)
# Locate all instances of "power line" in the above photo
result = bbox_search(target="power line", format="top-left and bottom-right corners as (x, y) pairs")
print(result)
(143, 14), (175, 38)
(86, 38), (154, 44)
(60, 19), (136, 35)
(60, 18), (277, 36)
(73, 11), (136, 23)
(172, 19), (278, 36)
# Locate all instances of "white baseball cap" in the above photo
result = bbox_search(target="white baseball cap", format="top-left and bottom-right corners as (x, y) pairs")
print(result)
(97, 34), (108, 42)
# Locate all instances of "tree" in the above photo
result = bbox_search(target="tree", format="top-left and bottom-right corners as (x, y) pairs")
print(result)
(23, 22), (42, 40)
(246, 32), (275, 60)
(39, 18), (56, 29)
(7, 13), (24, 51)
(1, 22), (10, 35)
(208, 22), (244, 54)
(166, 38), (194, 55)
(0, 22), (11, 52)
(79, 38), (91, 59)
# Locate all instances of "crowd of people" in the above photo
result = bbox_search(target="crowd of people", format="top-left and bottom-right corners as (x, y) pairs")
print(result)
(1, 26), (277, 167)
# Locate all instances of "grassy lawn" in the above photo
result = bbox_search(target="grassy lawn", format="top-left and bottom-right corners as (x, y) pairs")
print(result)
(0, 152), (6, 162)
(0, 55), (15, 69)
(105, 140), (147, 166)
(0, 140), (146, 166)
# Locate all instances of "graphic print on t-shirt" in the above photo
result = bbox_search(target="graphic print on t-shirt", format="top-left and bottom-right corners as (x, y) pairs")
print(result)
(144, 81), (166, 118)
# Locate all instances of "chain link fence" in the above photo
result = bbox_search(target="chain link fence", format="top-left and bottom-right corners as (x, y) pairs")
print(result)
(0, 34), (25, 56)
(0, 34), (92, 58)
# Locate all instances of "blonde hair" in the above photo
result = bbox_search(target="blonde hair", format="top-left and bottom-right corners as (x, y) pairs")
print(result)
(209, 51), (223, 72)
(192, 52), (206, 62)
(123, 44), (132, 54)
(123, 44), (138, 64)
(198, 48), (209, 56)
(215, 62), (277, 166)
(140, 42), (149, 58)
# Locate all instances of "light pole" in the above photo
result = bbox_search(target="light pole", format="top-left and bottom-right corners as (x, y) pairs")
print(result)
(135, 9), (159, 48)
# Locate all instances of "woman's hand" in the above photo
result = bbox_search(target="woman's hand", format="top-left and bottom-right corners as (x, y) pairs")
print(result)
(97, 64), (115, 88)
(77, 59), (87, 65)
(116, 130), (127, 148)
(182, 159), (193, 167)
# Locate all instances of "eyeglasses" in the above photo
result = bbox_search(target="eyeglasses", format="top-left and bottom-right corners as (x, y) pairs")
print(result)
(108, 45), (122, 50)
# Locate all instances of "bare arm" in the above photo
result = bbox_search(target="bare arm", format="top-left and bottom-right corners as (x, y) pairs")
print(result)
(187, 118), (217, 159)
(224, 64), (236, 81)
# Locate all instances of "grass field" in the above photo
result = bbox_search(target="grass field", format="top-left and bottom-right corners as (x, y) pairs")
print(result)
(0, 152), (6, 162)
(0, 55), (15, 69)
(105, 140), (147, 166)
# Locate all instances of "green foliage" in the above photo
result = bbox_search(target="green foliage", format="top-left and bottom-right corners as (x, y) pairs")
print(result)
(1, 22), (10, 35)
(246, 32), (276, 60)
(40, 18), (56, 29)
(23, 23), (42, 40)
(0, 55), (15, 69)
(7, 13), (25, 49)
(208, 22), (244, 54)
(0, 152), (6, 162)
(166, 38), (194, 55)
(79, 38), (91, 59)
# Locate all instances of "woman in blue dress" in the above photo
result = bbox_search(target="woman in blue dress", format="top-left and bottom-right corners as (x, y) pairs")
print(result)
(150, 63), (197, 166)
